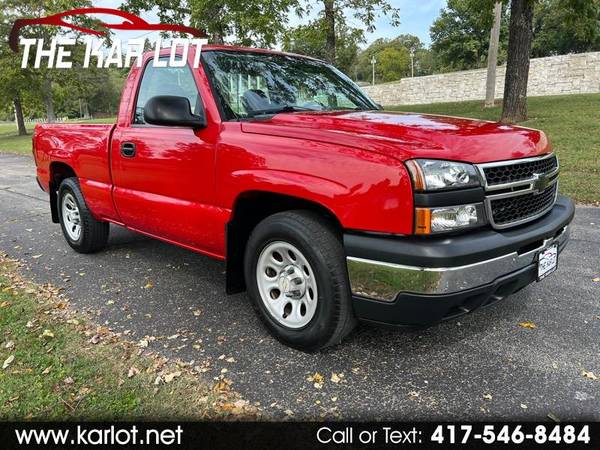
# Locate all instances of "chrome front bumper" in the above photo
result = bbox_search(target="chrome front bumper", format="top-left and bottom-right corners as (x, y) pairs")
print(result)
(347, 225), (570, 302)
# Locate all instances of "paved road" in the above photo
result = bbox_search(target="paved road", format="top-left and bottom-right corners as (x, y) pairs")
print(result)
(1, 153), (599, 420)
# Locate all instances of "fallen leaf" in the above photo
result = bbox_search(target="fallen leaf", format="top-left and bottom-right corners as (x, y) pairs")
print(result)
(582, 370), (598, 381)
(31, 254), (43, 259)
(42, 366), (52, 375)
(5, 341), (14, 349)
(128, 367), (140, 378)
(66, 319), (79, 325)
(547, 412), (560, 423)
(2, 355), (14, 370)
(592, 277), (600, 282)
(520, 404), (528, 410)
(144, 282), (153, 289)
(483, 393), (493, 400)
(331, 396), (338, 402)
(518, 321), (537, 329)
(26, 320), (35, 328)
(307, 372), (324, 383)
(192, 309), (201, 317)
(221, 368), (228, 374)
(63, 376), (74, 385)
(89, 335), (101, 344)
(226, 357), (235, 363)
(138, 339), (149, 348)
(41, 329), (54, 339)
(330, 373), (342, 383)
(163, 371), (181, 383)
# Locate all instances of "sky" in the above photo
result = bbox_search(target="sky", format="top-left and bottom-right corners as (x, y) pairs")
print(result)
(91, 0), (447, 49)
(287, 0), (447, 47)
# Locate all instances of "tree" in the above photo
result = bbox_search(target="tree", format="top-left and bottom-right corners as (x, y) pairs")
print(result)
(0, 0), (93, 122)
(0, 10), (36, 133)
(282, 18), (364, 75)
(125, 0), (301, 47)
(354, 35), (427, 83)
(304, 0), (400, 65)
(501, 0), (535, 123)
(532, 0), (600, 57)
(485, 1), (503, 107)
(430, 0), (509, 72)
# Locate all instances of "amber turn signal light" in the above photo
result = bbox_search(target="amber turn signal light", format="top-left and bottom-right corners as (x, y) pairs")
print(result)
(415, 208), (432, 235)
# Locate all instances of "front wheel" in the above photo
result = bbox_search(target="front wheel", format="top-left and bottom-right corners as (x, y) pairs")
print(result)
(244, 210), (356, 352)
(58, 177), (109, 253)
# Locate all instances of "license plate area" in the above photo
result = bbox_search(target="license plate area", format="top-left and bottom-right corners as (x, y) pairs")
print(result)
(537, 244), (558, 281)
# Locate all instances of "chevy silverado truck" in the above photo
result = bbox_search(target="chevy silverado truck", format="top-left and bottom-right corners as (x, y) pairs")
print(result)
(33, 46), (575, 351)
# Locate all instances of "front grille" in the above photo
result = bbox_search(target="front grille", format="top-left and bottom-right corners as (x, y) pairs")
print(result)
(483, 154), (558, 186)
(490, 183), (557, 226)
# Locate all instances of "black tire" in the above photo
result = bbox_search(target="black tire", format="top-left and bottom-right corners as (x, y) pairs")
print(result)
(58, 177), (109, 253)
(244, 210), (356, 352)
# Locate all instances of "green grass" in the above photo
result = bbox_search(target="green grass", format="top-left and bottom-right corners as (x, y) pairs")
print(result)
(0, 257), (252, 420)
(386, 93), (600, 204)
(0, 117), (115, 156)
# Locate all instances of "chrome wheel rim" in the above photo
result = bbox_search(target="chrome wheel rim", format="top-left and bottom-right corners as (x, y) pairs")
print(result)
(256, 241), (318, 329)
(62, 193), (82, 241)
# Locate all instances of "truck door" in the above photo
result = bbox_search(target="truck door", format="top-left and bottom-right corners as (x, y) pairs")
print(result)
(110, 57), (222, 256)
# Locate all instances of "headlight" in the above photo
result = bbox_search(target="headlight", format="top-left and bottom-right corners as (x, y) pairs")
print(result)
(415, 204), (486, 234)
(406, 159), (481, 191)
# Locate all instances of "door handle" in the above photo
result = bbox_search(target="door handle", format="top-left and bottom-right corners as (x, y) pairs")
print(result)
(120, 142), (136, 158)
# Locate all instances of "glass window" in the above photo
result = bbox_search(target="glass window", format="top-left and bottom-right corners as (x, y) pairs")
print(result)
(134, 60), (200, 124)
(202, 51), (377, 120)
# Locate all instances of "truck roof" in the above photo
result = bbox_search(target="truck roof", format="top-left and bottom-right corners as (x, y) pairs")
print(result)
(144, 44), (324, 64)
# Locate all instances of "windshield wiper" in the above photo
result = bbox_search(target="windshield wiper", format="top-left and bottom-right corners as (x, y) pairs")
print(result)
(247, 105), (319, 117)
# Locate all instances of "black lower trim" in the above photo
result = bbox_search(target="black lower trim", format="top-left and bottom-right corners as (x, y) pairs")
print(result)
(414, 187), (485, 207)
(353, 264), (537, 327)
(344, 195), (574, 268)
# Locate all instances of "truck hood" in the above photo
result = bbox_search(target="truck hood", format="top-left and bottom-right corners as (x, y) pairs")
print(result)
(240, 110), (550, 163)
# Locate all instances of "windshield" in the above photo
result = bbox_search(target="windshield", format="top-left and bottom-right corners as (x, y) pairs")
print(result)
(201, 50), (378, 120)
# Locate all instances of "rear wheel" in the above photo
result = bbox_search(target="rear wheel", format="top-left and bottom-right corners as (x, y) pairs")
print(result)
(244, 210), (356, 352)
(58, 177), (109, 253)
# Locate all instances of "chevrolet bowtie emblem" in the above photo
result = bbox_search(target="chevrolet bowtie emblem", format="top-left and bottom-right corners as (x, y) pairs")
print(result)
(532, 172), (550, 194)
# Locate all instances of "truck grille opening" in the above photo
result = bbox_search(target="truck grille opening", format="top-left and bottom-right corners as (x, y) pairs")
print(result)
(483, 154), (558, 186)
(490, 183), (557, 226)
(478, 154), (559, 229)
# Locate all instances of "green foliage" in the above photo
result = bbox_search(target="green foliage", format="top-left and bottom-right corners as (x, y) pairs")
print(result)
(430, 0), (600, 72)
(282, 17), (365, 75)
(354, 35), (433, 83)
(430, 0), (509, 71)
(532, 0), (600, 57)
(125, 0), (301, 47)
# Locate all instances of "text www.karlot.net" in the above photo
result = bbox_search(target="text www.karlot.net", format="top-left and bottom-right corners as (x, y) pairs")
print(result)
(15, 425), (183, 446)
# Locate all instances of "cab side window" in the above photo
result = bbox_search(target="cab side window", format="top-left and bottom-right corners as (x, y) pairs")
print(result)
(134, 60), (200, 124)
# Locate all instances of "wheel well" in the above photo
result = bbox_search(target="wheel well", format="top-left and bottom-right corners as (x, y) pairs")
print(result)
(49, 162), (77, 223)
(225, 191), (342, 294)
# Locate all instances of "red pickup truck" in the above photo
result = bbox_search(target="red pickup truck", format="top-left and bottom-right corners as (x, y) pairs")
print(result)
(33, 46), (574, 351)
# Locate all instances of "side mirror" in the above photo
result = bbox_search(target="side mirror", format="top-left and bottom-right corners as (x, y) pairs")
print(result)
(143, 95), (207, 129)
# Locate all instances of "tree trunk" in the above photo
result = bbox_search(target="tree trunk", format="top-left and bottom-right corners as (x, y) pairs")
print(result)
(42, 74), (56, 123)
(501, 0), (534, 123)
(485, 1), (503, 107)
(13, 95), (27, 136)
(323, 0), (336, 64)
